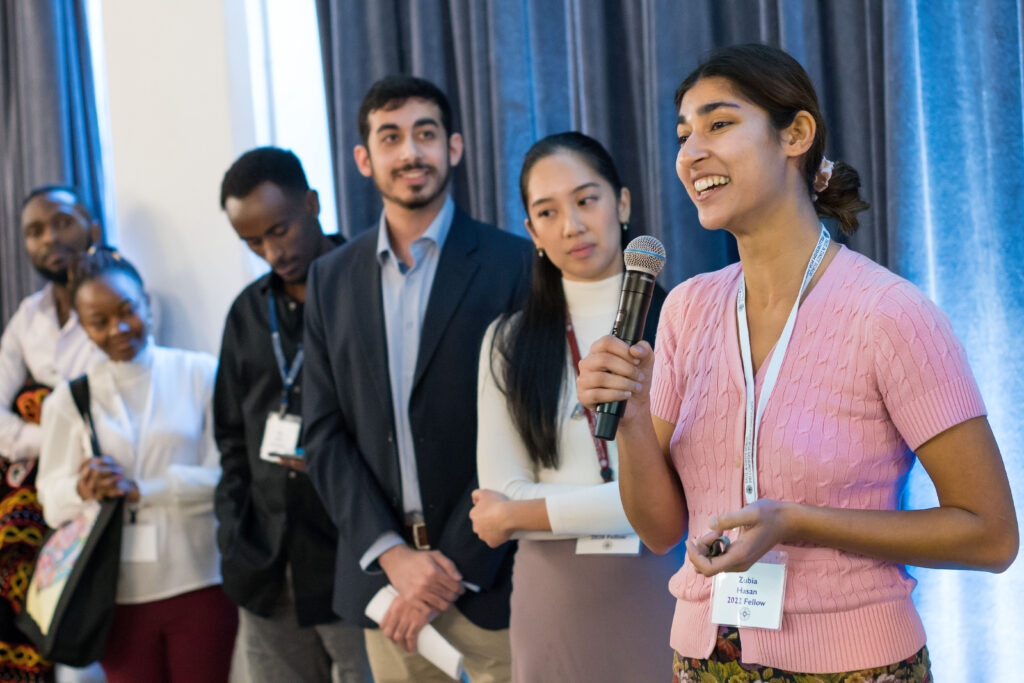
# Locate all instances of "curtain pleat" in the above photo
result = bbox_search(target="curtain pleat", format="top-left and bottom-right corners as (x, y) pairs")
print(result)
(0, 0), (105, 326)
(315, 0), (904, 285)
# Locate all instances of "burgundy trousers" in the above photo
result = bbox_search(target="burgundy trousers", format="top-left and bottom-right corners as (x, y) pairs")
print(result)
(101, 585), (238, 683)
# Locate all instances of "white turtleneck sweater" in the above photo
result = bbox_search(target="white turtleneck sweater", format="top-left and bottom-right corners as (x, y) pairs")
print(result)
(37, 344), (222, 604)
(476, 273), (635, 538)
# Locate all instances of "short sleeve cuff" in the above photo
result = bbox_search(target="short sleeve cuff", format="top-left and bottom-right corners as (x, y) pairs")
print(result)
(890, 377), (987, 450)
(650, 356), (681, 423)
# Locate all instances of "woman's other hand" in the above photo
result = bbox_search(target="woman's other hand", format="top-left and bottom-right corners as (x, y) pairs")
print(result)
(470, 489), (513, 548)
(686, 499), (796, 576)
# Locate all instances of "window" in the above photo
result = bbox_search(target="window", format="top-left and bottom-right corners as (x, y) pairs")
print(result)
(242, 0), (338, 235)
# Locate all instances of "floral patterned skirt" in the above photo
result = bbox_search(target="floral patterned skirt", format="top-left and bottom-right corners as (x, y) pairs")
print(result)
(673, 625), (932, 683)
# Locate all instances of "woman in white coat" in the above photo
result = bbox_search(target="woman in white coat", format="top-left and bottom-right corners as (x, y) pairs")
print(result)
(37, 247), (236, 683)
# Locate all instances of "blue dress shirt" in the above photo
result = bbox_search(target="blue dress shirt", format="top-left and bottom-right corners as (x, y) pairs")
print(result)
(360, 196), (455, 569)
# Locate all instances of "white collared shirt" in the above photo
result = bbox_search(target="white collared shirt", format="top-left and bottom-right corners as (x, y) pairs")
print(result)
(0, 283), (105, 460)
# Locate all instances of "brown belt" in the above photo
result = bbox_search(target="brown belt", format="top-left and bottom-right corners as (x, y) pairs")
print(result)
(403, 521), (430, 550)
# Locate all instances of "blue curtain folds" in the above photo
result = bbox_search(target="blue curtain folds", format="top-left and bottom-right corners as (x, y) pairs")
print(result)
(886, 1), (1024, 677)
(0, 0), (106, 325)
(317, 0), (901, 282)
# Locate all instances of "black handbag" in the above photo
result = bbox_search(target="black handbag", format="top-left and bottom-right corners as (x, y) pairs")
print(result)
(16, 375), (124, 666)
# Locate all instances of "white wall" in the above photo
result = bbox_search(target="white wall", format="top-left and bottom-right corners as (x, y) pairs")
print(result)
(96, 0), (260, 354)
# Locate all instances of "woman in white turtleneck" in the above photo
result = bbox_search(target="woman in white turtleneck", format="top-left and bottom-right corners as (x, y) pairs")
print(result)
(36, 248), (236, 683)
(469, 133), (686, 682)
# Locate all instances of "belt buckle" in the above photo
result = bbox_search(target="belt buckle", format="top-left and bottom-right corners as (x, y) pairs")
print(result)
(411, 522), (430, 550)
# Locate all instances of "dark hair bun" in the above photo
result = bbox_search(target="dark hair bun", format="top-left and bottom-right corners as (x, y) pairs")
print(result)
(676, 44), (870, 234)
(68, 246), (145, 305)
(814, 161), (870, 235)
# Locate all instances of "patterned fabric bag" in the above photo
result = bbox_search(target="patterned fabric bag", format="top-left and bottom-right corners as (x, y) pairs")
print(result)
(16, 376), (124, 666)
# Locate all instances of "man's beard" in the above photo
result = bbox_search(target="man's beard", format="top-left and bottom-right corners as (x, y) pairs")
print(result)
(33, 264), (69, 284)
(377, 162), (452, 210)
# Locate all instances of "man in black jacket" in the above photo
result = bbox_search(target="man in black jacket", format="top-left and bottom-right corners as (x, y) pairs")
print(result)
(303, 76), (531, 682)
(214, 147), (369, 682)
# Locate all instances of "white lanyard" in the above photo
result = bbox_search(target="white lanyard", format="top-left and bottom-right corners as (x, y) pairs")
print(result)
(737, 227), (830, 504)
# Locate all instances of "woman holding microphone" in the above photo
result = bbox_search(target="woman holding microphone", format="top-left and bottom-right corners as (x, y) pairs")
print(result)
(470, 132), (685, 681)
(576, 44), (1017, 682)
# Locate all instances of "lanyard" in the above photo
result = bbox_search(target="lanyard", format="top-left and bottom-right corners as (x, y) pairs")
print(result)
(737, 227), (830, 504)
(268, 291), (304, 416)
(565, 318), (613, 482)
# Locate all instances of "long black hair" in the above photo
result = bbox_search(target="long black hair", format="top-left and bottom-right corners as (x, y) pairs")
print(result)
(492, 132), (629, 469)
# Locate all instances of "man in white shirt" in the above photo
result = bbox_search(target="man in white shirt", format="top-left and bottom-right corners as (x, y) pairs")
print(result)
(0, 186), (104, 462)
(0, 186), (106, 683)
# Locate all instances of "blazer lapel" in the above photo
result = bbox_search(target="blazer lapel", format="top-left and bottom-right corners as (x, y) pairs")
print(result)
(349, 238), (394, 414)
(413, 211), (480, 389)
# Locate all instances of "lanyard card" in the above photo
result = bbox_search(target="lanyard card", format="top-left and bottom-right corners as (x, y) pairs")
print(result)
(710, 550), (788, 630)
(259, 413), (303, 464)
(576, 534), (642, 555)
(121, 523), (158, 563)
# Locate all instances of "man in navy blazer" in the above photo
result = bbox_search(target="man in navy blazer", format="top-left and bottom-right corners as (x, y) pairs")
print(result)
(303, 76), (531, 682)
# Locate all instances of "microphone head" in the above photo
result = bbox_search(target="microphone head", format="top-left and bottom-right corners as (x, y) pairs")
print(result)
(623, 236), (666, 276)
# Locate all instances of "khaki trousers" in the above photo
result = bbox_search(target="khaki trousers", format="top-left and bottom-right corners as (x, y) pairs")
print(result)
(364, 608), (511, 683)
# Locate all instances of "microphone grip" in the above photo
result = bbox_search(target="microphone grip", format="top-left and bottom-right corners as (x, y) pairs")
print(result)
(594, 271), (656, 440)
(593, 402), (625, 440)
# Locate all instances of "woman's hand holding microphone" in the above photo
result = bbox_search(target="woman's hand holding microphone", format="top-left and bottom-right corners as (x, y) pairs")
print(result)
(575, 336), (655, 426)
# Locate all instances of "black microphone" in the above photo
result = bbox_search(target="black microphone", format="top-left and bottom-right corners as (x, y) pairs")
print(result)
(593, 235), (667, 440)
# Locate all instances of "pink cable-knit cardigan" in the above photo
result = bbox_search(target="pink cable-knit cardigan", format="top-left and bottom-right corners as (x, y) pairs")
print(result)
(650, 246), (986, 673)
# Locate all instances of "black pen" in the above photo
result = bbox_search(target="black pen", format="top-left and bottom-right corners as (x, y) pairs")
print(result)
(707, 535), (730, 558)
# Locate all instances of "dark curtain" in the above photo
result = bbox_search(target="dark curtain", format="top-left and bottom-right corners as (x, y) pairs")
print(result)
(318, 0), (1024, 677)
(317, 0), (889, 285)
(0, 0), (105, 325)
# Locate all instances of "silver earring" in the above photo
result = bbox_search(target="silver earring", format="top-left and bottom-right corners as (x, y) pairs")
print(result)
(537, 247), (545, 259)
(620, 222), (629, 233)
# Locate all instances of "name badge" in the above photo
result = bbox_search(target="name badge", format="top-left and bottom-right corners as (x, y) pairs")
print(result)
(259, 413), (303, 464)
(710, 550), (787, 630)
(575, 534), (641, 556)
(121, 523), (158, 563)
